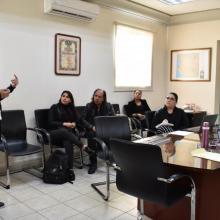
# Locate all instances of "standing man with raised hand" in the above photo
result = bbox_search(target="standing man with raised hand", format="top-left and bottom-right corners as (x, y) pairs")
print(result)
(0, 74), (19, 207)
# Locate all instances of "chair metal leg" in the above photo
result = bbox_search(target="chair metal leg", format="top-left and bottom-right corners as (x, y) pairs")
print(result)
(0, 151), (10, 189)
(191, 185), (196, 220)
(137, 199), (145, 220)
(91, 162), (115, 201)
(79, 148), (84, 168)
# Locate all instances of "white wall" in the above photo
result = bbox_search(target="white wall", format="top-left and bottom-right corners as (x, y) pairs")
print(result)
(0, 0), (167, 135)
(167, 20), (220, 114)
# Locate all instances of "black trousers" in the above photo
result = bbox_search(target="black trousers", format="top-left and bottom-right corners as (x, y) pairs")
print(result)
(85, 131), (98, 166)
(50, 128), (83, 169)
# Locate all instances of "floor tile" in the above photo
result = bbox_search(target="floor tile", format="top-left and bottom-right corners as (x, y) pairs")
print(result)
(0, 164), (141, 220)
(0, 191), (19, 206)
(39, 204), (79, 220)
(31, 182), (65, 194)
(65, 213), (93, 220)
(114, 213), (137, 220)
(23, 194), (59, 211)
(48, 187), (81, 202)
(16, 212), (48, 220)
(86, 190), (122, 202)
(83, 204), (123, 220)
(12, 172), (42, 186)
(108, 195), (137, 212)
(9, 186), (44, 202)
(0, 203), (34, 220)
(64, 195), (101, 212)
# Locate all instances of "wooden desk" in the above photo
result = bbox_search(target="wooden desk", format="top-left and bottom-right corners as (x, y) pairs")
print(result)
(138, 133), (220, 220)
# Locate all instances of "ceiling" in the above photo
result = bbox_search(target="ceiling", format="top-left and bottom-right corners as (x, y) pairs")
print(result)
(128, 0), (220, 16)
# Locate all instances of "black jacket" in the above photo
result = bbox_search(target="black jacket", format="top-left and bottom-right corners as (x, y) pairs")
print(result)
(127, 99), (151, 117)
(152, 106), (189, 131)
(48, 103), (91, 131)
(0, 84), (15, 112)
(0, 85), (15, 136)
(83, 102), (115, 127)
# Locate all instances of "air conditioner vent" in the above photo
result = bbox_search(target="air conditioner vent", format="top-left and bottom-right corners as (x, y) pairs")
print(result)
(44, 0), (100, 22)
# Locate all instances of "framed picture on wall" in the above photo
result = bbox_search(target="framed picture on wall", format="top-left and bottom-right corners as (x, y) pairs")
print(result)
(55, 33), (81, 75)
(170, 48), (212, 81)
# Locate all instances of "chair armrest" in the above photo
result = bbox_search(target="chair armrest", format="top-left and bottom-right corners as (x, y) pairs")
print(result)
(131, 134), (142, 140)
(157, 174), (195, 189)
(112, 163), (121, 171)
(30, 127), (52, 147)
(0, 134), (7, 151)
(27, 127), (45, 146)
(1, 134), (6, 143)
(93, 137), (109, 159)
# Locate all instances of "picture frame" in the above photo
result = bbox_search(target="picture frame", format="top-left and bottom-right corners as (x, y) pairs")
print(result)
(170, 48), (211, 81)
(55, 33), (81, 75)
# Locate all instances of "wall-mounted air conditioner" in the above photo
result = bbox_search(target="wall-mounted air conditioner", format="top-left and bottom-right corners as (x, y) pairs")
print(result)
(44, 0), (100, 22)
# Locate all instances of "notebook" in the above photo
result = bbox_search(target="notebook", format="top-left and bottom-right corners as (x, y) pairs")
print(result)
(186, 114), (218, 133)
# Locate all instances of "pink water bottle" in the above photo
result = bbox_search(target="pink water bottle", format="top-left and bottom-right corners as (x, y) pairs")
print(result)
(201, 122), (209, 149)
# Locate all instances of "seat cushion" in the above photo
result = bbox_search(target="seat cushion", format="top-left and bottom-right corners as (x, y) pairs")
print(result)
(0, 140), (42, 156)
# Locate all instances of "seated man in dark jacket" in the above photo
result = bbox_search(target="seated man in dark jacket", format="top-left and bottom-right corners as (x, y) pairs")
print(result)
(83, 88), (115, 174)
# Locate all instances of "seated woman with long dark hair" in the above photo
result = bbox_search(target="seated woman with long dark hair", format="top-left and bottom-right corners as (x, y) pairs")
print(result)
(48, 90), (92, 181)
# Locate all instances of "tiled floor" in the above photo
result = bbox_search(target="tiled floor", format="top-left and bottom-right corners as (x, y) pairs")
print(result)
(0, 164), (152, 220)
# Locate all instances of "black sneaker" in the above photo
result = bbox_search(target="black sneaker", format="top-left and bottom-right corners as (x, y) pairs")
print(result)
(0, 202), (4, 208)
(69, 169), (75, 181)
(88, 164), (97, 174)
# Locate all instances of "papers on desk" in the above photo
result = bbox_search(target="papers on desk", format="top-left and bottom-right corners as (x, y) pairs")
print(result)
(134, 135), (171, 145)
(192, 148), (220, 162)
(169, 130), (193, 136)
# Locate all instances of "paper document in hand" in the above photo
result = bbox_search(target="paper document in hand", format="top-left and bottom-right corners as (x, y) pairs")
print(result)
(156, 122), (174, 129)
(169, 130), (193, 136)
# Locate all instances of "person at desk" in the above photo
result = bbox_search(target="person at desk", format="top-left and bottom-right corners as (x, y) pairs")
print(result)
(127, 89), (151, 129)
(0, 74), (19, 208)
(152, 92), (189, 134)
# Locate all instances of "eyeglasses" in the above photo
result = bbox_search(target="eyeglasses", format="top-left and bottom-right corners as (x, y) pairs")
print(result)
(166, 96), (175, 101)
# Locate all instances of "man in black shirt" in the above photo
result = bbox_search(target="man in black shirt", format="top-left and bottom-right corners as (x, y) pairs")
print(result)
(83, 89), (115, 174)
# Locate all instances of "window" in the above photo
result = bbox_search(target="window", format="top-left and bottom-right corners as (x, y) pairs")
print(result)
(114, 24), (153, 90)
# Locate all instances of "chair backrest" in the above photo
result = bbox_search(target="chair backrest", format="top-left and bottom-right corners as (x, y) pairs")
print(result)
(112, 104), (120, 114)
(75, 106), (86, 117)
(145, 111), (156, 129)
(94, 116), (131, 143)
(2, 110), (27, 140)
(110, 138), (169, 205)
(123, 105), (128, 115)
(34, 109), (50, 130)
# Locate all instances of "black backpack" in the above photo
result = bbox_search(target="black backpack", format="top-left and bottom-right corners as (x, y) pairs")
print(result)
(43, 150), (70, 184)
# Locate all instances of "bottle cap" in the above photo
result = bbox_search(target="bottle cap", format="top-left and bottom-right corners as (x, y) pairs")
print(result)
(203, 122), (209, 127)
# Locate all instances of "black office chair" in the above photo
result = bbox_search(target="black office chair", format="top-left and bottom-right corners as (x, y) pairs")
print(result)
(144, 110), (156, 136)
(110, 138), (196, 220)
(112, 104), (120, 114)
(91, 115), (131, 201)
(123, 104), (142, 137)
(34, 109), (84, 168)
(0, 110), (44, 189)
